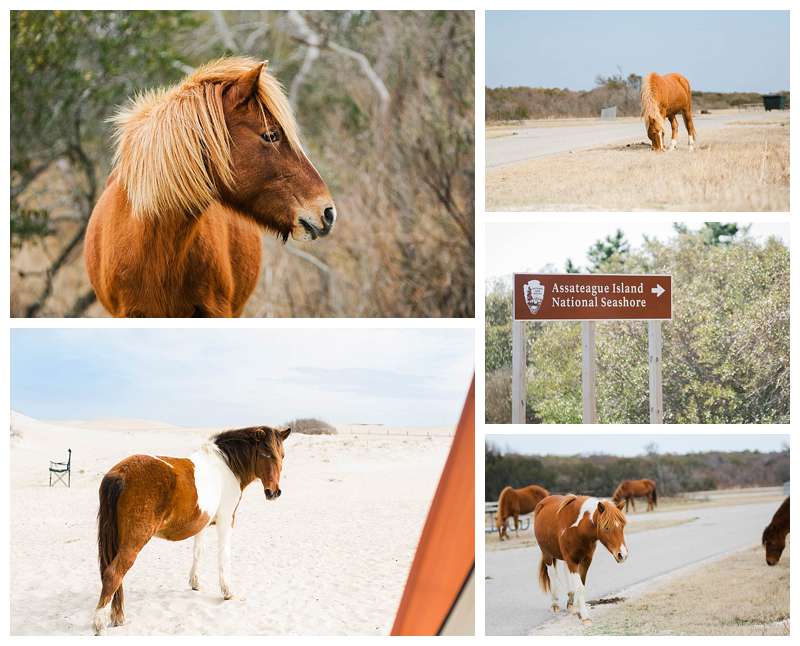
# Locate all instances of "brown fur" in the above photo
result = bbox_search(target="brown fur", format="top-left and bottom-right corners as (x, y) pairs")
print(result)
(762, 497), (789, 566)
(612, 478), (657, 513)
(641, 72), (696, 151)
(85, 57), (336, 317)
(495, 484), (549, 540)
(94, 426), (289, 630)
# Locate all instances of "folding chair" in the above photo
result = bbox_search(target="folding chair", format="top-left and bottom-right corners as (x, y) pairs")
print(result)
(49, 448), (72, 487)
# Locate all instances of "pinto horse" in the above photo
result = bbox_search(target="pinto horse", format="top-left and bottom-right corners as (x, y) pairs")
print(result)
(534, 494), (628, 624)
(85, 57), (336, 317)
(612, 478), (657, 513)
(92, 426), (290, 635)
(495, 484), (549, 540)
(640, 72), (697, 152)
(762, 497), (789, 566)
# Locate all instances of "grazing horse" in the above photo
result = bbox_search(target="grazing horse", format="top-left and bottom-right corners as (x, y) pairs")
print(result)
(92, 426), (291, 635)
(612, 478), (657, 513)
(495, 484), (549, 540)
(762, 497), (790, 566)
(534, 494), (628, 624)
(85, 57), (336, 317)
(640, 72), (697, 152)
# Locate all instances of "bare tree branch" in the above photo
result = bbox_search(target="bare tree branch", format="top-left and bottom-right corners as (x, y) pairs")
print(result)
(212, 10), (240, 52)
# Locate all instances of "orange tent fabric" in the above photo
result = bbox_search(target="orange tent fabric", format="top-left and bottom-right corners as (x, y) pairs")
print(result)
(391, 378), (475, 635)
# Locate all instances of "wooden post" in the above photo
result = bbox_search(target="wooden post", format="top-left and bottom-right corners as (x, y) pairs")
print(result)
(511, 319), (526, 424)
(648, 320), (663, 424)
(581, 321), (597, 424)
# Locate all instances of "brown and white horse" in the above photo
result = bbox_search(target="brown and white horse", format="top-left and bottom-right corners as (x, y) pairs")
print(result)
(640, 72), (697, 152)
(92, 425), (290, 634)
(612, 478), (657, 513)
(495, 484), (549, 540)
(762, 497), (789, 566)
(85, 57), (336, 317)
(534, 494), (628, 624)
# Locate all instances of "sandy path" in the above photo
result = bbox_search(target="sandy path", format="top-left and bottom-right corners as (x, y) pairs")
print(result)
(486, 111), (780, 169)
(485, 497), (782, 636)
(10, 414), (451, 635)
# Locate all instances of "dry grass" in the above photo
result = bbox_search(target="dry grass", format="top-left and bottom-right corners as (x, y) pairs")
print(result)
(486, 118), (789, 212)
(582, 543), (790, 636)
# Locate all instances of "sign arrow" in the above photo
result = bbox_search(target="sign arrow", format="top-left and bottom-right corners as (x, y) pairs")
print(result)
(651, 284), (665, 298)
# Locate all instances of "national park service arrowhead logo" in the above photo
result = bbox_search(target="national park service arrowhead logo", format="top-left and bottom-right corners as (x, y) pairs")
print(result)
(523, 279), (545, 315)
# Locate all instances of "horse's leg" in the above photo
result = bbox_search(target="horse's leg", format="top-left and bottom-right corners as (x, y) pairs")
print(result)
(630, 496), (636, 512)
(189, 529), (205, 590)
(545, 558), (562, 613)
(216, 520), (234, 600)
(565, 562), (577, 614)
(514, 514), (520, 538)
(668, 115), (679, 150)
(683, 111), (696, 150)
(566, 561), (590, 624)
(93, 546), (141, 634)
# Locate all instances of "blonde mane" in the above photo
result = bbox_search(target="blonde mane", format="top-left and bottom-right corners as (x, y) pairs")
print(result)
(640, 72), (662, 123)
(111, 57), (303, 218)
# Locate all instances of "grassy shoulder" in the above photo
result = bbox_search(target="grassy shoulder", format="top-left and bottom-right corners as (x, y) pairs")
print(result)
(486, 117), (789, 211)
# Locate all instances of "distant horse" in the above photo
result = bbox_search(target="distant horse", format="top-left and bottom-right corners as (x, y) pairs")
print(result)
(495, 484), (549, 540)
(85, 57), (336, 317)
(640, 72), (697, 151)
(612, 478), (657, 513)
(762, 497), (789, 566)
(534, 494), (628, 624)
(92, 426), (291, 634)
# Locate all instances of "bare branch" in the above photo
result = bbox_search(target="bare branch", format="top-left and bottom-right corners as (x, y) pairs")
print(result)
(212, 10), (240, 52)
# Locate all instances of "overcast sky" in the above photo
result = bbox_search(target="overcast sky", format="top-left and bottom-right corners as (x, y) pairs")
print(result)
(487, 11), (789, 93)
(11, 328), (474, 428)
(485, 221), (789, 283)
(487, 434), (789, 457)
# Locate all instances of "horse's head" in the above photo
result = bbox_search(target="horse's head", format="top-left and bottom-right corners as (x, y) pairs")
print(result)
(220, 62), (336, 242)
(762, 524), (786, 566)
(645, 116), (665, 151)
(253, 426), (291, 501)
(594, 500), (628, 563)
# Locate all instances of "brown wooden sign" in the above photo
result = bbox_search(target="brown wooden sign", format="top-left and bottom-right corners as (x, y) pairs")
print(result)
(513, 273), (672, 321)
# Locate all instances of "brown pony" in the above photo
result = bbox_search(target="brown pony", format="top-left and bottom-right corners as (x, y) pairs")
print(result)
(641, 72), (697, 152)
(85, 57), (336, 317)
(762, 497), (789, 566)
(495, 484), (549, 540)
(612, 478), (657, 513)
(534, 494), (628, 624)
(92, 426), (290, 634)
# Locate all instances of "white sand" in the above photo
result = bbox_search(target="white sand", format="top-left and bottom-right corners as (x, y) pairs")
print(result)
(10, 412), (452, 635)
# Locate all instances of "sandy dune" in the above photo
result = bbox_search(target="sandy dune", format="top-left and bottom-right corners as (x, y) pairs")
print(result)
(10, 413), (451, 635)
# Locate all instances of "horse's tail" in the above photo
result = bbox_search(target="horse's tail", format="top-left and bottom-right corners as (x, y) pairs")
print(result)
(98, 473), (125, 615)
(538, 557), (551, 594)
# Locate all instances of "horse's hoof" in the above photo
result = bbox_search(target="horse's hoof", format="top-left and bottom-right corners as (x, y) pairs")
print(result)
(551, 604), (561, 613)
(581, 617), (592, 626)
(190, 575), (200, 591)
(111, 615), (125, 628)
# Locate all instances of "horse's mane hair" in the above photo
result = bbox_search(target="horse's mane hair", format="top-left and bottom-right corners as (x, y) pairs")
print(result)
(212, 426), (283, 486)
(611, 482), (624, 501)
(556, 494), (625, 530)
(640, 72), (662, 123)
(112, 56), (303, 219)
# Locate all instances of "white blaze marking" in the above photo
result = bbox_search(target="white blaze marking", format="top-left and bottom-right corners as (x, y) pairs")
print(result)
(570, 497), (599, 527)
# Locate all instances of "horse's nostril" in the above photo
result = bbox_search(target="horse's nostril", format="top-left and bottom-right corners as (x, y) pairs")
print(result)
(323, 207), (336, 226)
(276, 489), (281, 498)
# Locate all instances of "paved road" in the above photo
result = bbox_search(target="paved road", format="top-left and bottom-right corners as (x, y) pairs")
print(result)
(486, 111), (781, 169)
(485, 501), (778, 636)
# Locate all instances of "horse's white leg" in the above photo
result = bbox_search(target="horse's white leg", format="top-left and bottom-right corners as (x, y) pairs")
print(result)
(216, 520), (234, 600)
(565, 563), (577, 613)
(571, 571), (591, 624)
(93, 606), (111, 635)
(189, 529), (205, 590)
(546, 562), (561, 612)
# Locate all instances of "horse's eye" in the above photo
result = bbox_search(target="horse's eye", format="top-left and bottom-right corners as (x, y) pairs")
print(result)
(262, 130), (280, 143)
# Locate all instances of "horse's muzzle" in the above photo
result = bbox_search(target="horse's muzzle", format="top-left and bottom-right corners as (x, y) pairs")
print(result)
(299, 206), (336, 240)
(264, 488), (281, 501)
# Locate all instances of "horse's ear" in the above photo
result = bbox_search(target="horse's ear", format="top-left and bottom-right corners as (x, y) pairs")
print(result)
(597, 501), (606, 514)
(279, 427), (291, 441)
(231, 62), (265, 108)
(615, 499), (625, 511)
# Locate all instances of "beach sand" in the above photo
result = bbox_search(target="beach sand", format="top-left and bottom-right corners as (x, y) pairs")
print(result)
(10, 412), (452, 635)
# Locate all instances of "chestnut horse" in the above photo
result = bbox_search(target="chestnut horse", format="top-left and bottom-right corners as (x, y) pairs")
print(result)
(762, 497), (789, 566)
(92, 426), (290, 634)
(612, 478), (657, 513)
(85, 57), (336, 317)
(495, 484), (549, 540)
(534, 494), (628, 624)
(640, 72), (697, 152)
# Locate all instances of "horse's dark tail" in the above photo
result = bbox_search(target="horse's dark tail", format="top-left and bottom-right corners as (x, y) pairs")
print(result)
(98, 473), (124, 615)
(538, 557), (551, 593)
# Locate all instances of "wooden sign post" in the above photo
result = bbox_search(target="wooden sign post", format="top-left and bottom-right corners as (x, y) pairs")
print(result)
(511, 273), (672, 424)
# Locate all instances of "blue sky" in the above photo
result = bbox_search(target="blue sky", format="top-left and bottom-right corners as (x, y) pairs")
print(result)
(486, 11), (789, 93)
(10, 328), (474, 428)
(487, 434), (789, 457)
